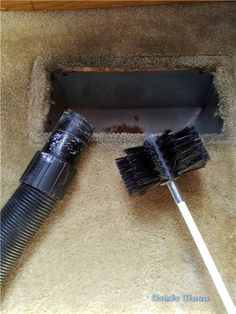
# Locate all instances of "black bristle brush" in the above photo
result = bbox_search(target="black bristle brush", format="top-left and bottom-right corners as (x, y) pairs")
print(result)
(116, 126), (235, 314)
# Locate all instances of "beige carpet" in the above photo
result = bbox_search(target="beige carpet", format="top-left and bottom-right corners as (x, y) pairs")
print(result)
(1, 4), (236, 313)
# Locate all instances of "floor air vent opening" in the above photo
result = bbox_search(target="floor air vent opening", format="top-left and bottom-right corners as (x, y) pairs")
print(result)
(46, 69), (223, 134)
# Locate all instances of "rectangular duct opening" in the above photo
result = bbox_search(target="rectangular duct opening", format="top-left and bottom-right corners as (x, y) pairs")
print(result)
(46, 69), (223, 134)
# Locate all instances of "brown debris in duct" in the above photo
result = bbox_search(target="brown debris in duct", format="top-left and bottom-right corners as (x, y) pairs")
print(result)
(103, 124), (144, 134)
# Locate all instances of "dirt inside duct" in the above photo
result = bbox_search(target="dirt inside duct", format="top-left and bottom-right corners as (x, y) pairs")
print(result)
(46, 69), (223, 135)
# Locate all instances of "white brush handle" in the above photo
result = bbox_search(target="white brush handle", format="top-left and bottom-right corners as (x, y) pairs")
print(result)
(167, 180), (236, 314)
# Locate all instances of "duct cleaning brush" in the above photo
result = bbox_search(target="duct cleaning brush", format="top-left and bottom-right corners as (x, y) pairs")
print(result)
(116, 126), (236, 314)
(0, 110), (93, 287)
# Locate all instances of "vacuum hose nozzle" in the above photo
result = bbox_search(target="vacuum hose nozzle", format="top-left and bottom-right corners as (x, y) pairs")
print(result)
(0, 110), (93, 287)
(21, 110), (94, 199)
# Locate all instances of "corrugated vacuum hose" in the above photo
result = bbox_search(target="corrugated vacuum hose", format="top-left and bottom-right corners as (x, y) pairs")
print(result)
(0, 110), (93, 287)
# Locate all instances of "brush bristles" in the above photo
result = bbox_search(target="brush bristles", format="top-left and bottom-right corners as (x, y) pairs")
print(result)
(172, 126), (210, 175)
(116, 146), (162, 195)
(116, 126), (210, 195)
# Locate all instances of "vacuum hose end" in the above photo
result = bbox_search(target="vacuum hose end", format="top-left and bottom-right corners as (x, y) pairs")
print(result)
(1, 110), (93, 287)
(21, 110), (94, 199)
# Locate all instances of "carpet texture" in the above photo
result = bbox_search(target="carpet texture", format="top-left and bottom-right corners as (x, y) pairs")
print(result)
(1, 3), (236, 313)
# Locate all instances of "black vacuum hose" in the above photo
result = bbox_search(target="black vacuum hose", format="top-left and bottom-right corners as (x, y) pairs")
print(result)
(0, 110), (93, 287)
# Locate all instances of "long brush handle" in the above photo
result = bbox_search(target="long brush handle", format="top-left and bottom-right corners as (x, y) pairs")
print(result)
(167, 180), (236, 314)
